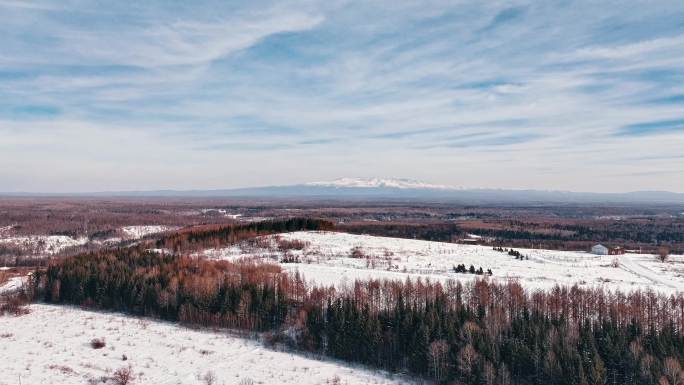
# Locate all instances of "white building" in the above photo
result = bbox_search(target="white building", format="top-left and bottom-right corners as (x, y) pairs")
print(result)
(591, 244), (609, 255)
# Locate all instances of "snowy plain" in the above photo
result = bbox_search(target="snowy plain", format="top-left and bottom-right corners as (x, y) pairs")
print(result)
(0, 235), (88, 255)
(202, 231), (684, 294)
(0, 304), (413, 385)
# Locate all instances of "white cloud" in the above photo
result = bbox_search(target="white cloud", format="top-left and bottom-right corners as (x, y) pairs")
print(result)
(569, 35), (684, 60)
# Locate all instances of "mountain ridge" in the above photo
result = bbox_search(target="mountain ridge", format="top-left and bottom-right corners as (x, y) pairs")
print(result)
(2, 177), (683, 204)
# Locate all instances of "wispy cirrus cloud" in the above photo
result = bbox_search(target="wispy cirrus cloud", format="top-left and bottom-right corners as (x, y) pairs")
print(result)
(619, 118), (684, 136)
(1, 0), (684, 192)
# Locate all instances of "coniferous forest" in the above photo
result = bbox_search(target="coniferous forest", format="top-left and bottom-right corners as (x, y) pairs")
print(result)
(33, 221), (684, 385)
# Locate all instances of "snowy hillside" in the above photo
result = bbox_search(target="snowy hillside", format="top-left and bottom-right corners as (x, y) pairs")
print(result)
(0, 235), (88, 256)
(202, 231), (684, 294)
(0, 305), (413, 385)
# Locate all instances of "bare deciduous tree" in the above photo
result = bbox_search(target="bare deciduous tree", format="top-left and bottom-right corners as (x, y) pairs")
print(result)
(657, 246), (670, 262)
(112, 366), (134, 385)
(201, 370), (217, 385)
(664, 357), (684, 385)
(457, 344), (479, 378)
(428, 340), (449, 383)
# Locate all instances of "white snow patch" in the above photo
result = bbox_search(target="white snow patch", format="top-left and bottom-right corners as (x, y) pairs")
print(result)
(120, 225), (177, 239)
(0, 275), (27, 295)
(200, 209), (242, 219)
(0, 225), (15, 236)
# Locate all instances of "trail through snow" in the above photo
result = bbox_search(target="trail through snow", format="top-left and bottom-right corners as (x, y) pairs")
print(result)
(618, 256), (682, 290)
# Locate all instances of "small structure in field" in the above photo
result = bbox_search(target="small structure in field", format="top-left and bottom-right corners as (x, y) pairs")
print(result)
(591, 244), (609, 255)
(458, 238), (479, 245)
(591, 244), (625, 255)
(608, 246), (625, 255)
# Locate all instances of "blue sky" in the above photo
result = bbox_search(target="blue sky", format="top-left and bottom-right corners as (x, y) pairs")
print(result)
(1, 0), (683, 193)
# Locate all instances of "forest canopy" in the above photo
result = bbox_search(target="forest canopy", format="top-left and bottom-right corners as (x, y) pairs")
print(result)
(34, 238), (684, 385)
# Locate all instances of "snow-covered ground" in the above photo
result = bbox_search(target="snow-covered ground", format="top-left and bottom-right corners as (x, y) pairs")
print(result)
(120, 225), (177, 239)
(0, 225), (15, 236)
(200, 209), (243, 219)
(0, 235), (88, 256)
(0, 225), (175, 262)
(0, 304), (412, 385)
(202, 231), (684, 294)
(0, 275), (27, 295)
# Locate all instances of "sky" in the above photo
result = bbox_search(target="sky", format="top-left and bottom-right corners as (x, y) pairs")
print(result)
(1, 0), (684, 193)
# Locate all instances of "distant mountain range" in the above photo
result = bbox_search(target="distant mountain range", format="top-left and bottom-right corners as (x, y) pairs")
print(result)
(3, 178), (684, 204)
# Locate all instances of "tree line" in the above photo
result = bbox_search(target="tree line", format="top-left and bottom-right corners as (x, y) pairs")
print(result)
(154, 218), (333, 254)
(339, 222), (466, 243)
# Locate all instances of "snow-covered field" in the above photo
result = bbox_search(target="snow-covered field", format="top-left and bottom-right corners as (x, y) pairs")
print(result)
(0, 275), (27, 295)
(0, 304), (412, 385)
(0, 235), (88, 256)
(120, 225), (177, 239)
(203, 231), (684, 294)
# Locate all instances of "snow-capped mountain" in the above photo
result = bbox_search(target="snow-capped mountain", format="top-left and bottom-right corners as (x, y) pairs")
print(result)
(305, 177), (456, 190)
